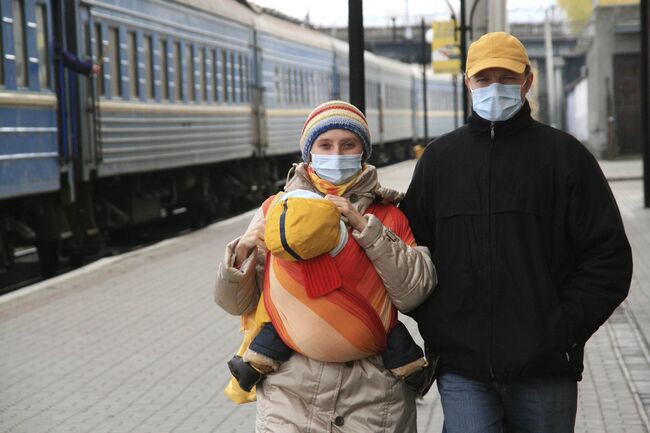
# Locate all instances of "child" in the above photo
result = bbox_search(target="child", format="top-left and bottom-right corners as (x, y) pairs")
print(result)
(227, 190), (433, 396)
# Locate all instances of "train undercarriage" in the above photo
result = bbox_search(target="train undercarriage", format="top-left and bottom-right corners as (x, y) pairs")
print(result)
(0, 141), (412, 279)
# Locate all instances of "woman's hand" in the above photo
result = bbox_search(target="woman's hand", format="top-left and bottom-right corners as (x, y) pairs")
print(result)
(325, 194), (368, 232)
(234, 219), (266, 267)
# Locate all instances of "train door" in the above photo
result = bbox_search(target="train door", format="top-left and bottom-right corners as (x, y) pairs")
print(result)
(47, 0), (100, 269)
(377, 82), (384, 145)
(251, 29), (267, 155)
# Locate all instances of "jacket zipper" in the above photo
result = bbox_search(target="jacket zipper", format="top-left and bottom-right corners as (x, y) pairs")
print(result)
(488, 122), (495, 380)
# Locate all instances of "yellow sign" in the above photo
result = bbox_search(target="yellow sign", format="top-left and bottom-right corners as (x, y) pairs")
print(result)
(597, 0), (638, 5)
(431, 20), (461, 74)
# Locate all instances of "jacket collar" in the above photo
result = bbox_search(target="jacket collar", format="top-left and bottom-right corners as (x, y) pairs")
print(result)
(467, 100), (535, 138)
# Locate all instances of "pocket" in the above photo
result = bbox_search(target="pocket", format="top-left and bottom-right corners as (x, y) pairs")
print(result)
(439, 198), (483, 218)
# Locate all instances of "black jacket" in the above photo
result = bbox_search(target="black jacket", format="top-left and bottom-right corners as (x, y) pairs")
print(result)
(400, 102), (632, 382)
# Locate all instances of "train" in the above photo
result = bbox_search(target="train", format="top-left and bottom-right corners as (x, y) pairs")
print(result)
(0, 0), (461, 276)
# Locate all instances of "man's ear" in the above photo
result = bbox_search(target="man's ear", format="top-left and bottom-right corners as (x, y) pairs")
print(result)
(523, 72), (534, 95)
(464, 75), (472, 92)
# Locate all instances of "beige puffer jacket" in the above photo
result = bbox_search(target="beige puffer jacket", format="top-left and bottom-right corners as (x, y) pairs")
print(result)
(214, 163), (436, 433)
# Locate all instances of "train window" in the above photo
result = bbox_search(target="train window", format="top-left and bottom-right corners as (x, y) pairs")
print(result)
(94, 24), (105, 96)
(143, 35), (154, 100)
(316, 72), (321, 102)
(173, 41), (181, 101)
(108, 27), (120, 97)
(186, 44), (194, 102)
(296, 69), (301, 103)
(222, 50), (228, 102)
(311, 72), (317, 103)
(199, 47), (206, 102)
(274, 66), (280, 104)
(287, 68), (292, 104)
(246, 57), (250, 102)
(308, 71), (314, 104)
(159, 39), (168, 100)
(241, 55), (246, 102)
(212, 48), (220, 103)
(283, 67), (288, 103)
(289, 69), (294, 104)
(230, 51), (236, 102)
(242, 56), (250, 102)
(206, 49), (214, 102)
(298, 70), (303, 103)
(0, 24), (3, 86)
(35, 4), (50, 90)
(127, 31), (138, 99)
(237, 54), (244, 102)
(12, 0), (28, 88)
(296, 70), (300, 103)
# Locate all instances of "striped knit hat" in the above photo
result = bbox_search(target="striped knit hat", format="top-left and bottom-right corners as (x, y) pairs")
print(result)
(300, 100), (372, 162)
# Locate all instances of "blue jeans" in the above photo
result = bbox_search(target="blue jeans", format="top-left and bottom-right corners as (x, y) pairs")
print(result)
(437, 373), (577, 433)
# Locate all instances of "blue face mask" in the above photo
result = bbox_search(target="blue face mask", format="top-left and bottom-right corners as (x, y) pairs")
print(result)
(310, 153), (363, 184)
(471, 82), (524, 122)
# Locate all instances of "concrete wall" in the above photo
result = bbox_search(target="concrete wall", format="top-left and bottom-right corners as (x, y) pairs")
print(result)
(566, 77), (590, 142)
(585, 4), (640, 157)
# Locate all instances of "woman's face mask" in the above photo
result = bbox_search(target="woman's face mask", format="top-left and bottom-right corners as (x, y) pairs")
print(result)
(310, 153), (363, 184)
(470, 81), (525, 122)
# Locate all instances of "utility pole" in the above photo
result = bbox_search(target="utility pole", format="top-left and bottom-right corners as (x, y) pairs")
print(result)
(460, 0), (469, 121)
(544, 7), (557, 128)
(488, 0), (508, 33)
(642, 0), (649, 207)
(348, 0), (365, 113)
(421, 18), (429, 140)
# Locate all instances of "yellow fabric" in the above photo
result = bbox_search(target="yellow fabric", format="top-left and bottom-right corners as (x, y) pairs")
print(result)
(466, 32), (530, 78)
(264, 194), (341, 261)
(223, 294), (271, 404)
(307, 165), (361, 197)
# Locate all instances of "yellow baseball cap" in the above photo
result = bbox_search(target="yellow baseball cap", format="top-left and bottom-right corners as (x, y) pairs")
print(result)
(265, 190), (342, 262)
(465, 32), (530, 78)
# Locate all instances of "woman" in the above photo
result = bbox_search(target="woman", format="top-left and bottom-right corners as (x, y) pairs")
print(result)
(214, 100), (436, 433)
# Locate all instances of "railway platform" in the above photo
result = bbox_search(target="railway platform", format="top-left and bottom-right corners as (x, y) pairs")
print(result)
(0, 159), (649, 433)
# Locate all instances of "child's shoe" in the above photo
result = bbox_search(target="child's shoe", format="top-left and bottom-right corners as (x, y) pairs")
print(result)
(227, 349), (280, 392)
(227, 356), (263, 392)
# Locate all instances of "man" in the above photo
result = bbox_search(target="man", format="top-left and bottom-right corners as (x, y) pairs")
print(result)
(399, 32), (632, 433)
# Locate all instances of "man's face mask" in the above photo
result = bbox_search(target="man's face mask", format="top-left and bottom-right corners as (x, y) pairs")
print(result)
(470, 80), (525, 122)
(310, 153), (363, 184)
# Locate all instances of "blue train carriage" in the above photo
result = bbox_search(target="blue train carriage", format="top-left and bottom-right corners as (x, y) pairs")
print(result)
(0, 0), (60, 271)
(253, 7), (334, 171)
(77, 0), (261, 229)
(331, 38), (348, 103)
(412, 66), (463, 142)
(363, 49), (382, 151)
(374, 54), (415, 163)
(329, 38), (413, 155)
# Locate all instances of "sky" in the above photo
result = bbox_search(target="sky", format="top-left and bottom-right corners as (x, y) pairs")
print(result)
(250, 0), (559, 27)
